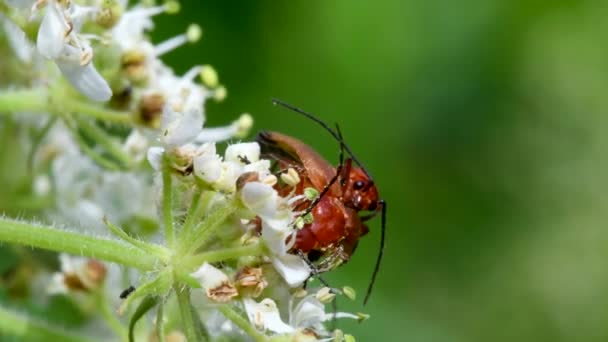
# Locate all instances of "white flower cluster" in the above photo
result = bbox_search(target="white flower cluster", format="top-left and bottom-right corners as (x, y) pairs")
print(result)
(0, 1), (364, 340)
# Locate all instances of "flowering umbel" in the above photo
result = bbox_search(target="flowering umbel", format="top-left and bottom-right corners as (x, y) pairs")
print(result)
(0, 0), (366, 341)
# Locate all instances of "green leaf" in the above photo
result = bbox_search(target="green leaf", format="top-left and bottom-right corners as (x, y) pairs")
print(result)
(128, 296), (159, 342)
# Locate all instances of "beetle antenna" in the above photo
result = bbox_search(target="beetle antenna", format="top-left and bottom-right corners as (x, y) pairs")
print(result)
(363, 200), (386, 305)
(335, 123), (345, 166)
(271, 98), (374, 180)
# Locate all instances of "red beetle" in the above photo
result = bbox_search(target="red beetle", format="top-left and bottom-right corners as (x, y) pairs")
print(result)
(256, 99), (387, 304)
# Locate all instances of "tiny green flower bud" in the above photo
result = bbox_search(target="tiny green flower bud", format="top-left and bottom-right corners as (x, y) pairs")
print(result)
(200, 65), (218, 88)
(294, 216), (305, 229)
(303, 212), (314, 224)
(333, 329), (344, 342)
(342, 286), (356, 301)
(356, 312), (370, 322)
(164, 1), (181, 14)
(345, 334), (356, 342)
(304, 187), (319, 200)
(96, 0), (123, 29)
(234, 113), (253, 138)
(186, 24), (202, 43)
(213, 85), (227, 102)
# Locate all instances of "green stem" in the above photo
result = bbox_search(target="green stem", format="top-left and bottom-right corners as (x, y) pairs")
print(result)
(104, 218), (170, 262)
(179, 188), (205, 245)
(162, 158), (175, 248)
(61, 97), (132, 124)
(180, 200), (239, 256)
(0, 217), (158, 271)
(0, 305), (100, 342)
(0, 88), (132, 124)
(182, 243), (266, 272)
(156, 301), (166, 342)
(0, 88), (48, 113)
(218, 305), (268, 342)
(175, 285), (202, 342)
(73, 116), (132, 168)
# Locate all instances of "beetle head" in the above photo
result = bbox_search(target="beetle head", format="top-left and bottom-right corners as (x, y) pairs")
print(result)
(342, 167), (379, 212)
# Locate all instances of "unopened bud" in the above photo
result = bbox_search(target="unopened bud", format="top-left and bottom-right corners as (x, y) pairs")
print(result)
(234, 113), (253, 138)
(200, 65), (218, 88)
(302, 213), (314, 224)
(186, 24), (202, 43)
(342, 286), (356, 301)
(333, 329), (344, 342)
(355, 312), (370, 322)
(164, 1), (181, 14)
(304, 187), (319, 200)
(213, 86), (227, 102)
(96, 0), (122, 28)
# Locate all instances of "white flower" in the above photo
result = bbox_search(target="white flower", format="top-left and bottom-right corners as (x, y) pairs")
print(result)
(55, 44), (112, 102)
(193, 143), (222, 183)
(191, 262), (238, 303)
(240, 182), (311, 287)
(243, 298), (294, 334)
(244, 291), (360, 338)
(48, 254), (107, 294)
(35, 0), (111, 101)
(1, 13), (34, 62)
(225, 142), (260, 164)
(160, 105), (203, 147)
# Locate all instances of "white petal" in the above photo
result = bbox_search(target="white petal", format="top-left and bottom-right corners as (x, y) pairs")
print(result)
(194, 125), (238, 143)
(240, 182), (279, 219)
(160, 107), (203, 147)
(243, 298), (294, 334)
(2, 14), (33, 62)
(271, 253), (310, 287)
(261, 218), (293, 255)
(190, 262), (230, 290)
(193, 154), (222, 183)
(37, 3), (66, 59)
(291, 296), (325, 329)
(56, 58), (112, 102)
(213, 162), (242, 193)
(225, 142), (260, 164)
(146, 146), (165, 170)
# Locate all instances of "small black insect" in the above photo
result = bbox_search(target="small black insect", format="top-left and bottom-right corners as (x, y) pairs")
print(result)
(119, 285), (135, 299)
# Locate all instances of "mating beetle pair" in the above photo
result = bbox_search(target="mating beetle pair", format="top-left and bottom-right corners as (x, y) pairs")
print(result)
(258, 99), (386, 304)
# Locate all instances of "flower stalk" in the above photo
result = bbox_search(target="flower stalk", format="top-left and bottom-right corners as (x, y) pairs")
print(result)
(0, 217), (159, 271)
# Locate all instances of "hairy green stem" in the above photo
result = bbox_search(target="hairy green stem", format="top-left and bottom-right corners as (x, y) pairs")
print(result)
(0, 305), (100, 342)
(180, 200), (239, 256)
(73, 116), (132, 168)
(0, 88), (48, 113)
(175, 285), (202, 342)
(0, 217), (158, 271)
(162, 158), (175, 248)
(218, 305), (269, 342)
(182, 243), (266, 272)
(62, 97), (132, 124)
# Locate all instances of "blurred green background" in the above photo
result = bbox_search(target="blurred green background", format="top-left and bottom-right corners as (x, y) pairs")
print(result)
(154, 1), (608, 341)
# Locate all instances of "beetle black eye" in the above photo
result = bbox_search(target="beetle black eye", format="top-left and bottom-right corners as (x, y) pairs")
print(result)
(353, 180), (365, 190)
